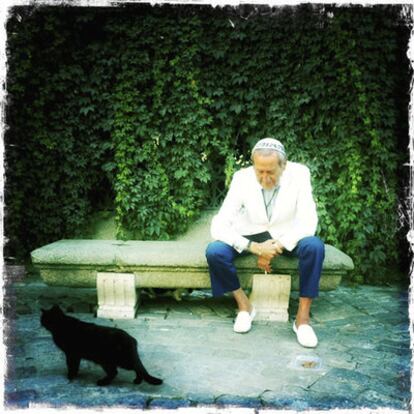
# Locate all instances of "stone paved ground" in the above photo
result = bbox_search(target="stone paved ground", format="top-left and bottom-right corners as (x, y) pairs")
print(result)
(2, 276), (411, 412)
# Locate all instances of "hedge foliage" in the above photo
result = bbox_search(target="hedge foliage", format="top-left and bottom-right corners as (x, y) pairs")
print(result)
(5, 4), (410, 283)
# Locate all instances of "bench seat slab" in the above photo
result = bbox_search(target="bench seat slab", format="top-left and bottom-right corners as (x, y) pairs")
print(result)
(31, 239), (354, 320)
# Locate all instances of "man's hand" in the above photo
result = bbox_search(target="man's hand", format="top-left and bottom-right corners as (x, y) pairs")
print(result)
(257, 255), (272, 273)
(250, 239), (284, 260)
(272, 240), (284, 255)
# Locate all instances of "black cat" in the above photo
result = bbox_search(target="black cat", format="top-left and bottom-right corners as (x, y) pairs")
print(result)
(40, 305), (163, 386)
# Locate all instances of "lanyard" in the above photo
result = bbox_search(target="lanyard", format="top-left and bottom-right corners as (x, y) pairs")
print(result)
(262, 186), (279, 220)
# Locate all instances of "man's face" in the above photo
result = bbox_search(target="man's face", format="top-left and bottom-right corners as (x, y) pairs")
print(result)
(253, 152), (286, 190)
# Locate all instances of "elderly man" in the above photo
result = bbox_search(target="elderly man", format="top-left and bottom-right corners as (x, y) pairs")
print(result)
(205, 138), (325, 348)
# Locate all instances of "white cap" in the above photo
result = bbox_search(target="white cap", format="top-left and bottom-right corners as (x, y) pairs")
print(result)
(252, 138), (286, 158)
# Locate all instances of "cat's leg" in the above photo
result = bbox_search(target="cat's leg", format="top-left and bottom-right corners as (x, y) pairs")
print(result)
(66, 354), (81, 381)
(97, 364), (118, 386)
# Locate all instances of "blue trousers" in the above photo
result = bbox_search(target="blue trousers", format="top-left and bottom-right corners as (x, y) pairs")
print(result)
(205, 235), (325, 298)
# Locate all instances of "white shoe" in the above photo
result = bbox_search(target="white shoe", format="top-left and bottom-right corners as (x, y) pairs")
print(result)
(233, 307), (256, 333)
(293, 321), (318, 348)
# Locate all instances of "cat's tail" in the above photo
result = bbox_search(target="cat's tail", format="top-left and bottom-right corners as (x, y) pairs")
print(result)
(143, 372), (163, 385)
(134, 356), (163, 385)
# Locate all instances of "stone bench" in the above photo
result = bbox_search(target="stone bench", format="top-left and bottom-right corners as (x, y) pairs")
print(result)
(31, 238), (354, 322)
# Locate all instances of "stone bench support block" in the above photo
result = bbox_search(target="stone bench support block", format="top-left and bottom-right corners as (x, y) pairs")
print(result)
(249, 273), (291, 322)
(97, 272), (139, 319)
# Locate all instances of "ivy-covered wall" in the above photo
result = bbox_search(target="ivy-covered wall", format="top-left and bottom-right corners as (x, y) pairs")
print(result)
(5, 4), (411, 284)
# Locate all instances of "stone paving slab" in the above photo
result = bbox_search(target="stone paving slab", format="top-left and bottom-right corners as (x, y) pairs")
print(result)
(2, 280), (411, 411)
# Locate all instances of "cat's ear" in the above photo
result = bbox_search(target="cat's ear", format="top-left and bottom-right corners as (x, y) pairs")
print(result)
(51, 305), (63, 313)
(40, 308), (45, 313)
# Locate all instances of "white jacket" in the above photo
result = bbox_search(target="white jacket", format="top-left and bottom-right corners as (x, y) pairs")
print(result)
(211, 161), (318, 252)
